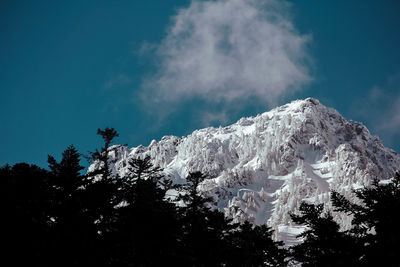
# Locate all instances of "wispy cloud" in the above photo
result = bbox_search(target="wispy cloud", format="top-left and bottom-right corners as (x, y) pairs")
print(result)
(103, 74), (132, 90)
(376, 95), (400, 135)
(352, 72), (400, 149)
(199, 109), (230, 126)
(141, 0), (311, 120)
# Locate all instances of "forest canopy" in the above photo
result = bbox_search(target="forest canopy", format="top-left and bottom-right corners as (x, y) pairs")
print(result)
(2, 128), (399, 266)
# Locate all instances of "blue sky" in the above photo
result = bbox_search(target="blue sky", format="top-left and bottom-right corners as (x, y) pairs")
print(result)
(1, 0), (400, 168)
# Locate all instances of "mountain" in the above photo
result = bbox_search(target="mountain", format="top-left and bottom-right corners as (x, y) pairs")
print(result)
(92, 98), (400, 244)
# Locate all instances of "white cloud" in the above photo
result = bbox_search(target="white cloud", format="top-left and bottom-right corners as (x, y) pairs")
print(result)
(142, 0), (311, 106)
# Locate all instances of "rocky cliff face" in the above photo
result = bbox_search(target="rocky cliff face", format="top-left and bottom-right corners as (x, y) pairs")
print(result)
(92, 98), (400, 244)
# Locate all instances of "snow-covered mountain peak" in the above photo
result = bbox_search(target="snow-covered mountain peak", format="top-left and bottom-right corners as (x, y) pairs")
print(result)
(103, 98), (400, 244)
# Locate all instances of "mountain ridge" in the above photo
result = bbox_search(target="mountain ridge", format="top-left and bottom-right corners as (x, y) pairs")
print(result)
(94, 98), (400, 243)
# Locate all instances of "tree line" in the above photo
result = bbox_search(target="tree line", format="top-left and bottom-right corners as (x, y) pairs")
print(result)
(2, 128), (399, 266)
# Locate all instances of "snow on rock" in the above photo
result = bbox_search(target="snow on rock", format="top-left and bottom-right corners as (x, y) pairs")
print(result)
(100, 98), (400, 244)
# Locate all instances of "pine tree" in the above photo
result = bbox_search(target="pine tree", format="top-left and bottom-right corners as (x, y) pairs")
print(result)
(85, 127), (121, 215)
(331, 173), (400, 266)
(87, 127), (119, 181)
(127, 155), (162, 181)
(47, 145), (98, 266)
(289, 202), (360, 266)
(225, 221), (287, 267)
(84, 127), (123, 265)
(112, 156), (181, 266)
(48, 145), (85, 203)
(177, 171), (236, 266)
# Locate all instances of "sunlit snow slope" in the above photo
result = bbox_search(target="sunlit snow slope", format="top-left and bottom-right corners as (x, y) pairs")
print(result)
(99, 98), (400, 244)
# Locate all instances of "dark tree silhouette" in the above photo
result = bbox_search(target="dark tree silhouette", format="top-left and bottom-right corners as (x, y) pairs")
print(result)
(289, 202), (360, 266)
(127, 155), (162, 181)
(225, 221), (287, 267)
(331, 173), (400, 266)
(177, 172), (235, 265)
(47, 145), (99, 266)
(111, 156), (182, 266)
(177, 171), (224, 265)
(87, 127), (119, 181)
(48, 145), (84, 180)
(1, 163), (55, 266)
(176, 171), (288, 266)
(83, 127), (123, 265)
(0, 127), (313, 267)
